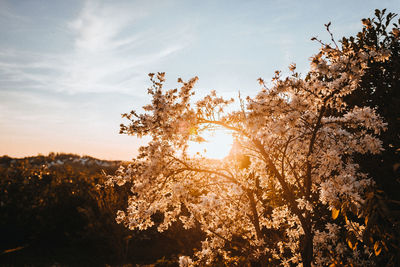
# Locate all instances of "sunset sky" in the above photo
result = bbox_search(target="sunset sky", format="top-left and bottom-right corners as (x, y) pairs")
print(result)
(1, 0), (399, 160)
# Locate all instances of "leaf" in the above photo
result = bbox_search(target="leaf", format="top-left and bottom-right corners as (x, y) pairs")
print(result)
(374, 241), (382, 256)
(347, 239), (358, 250)
(238, 155), (251, 169)
(347, 232), (358, 250)
(332, 207), (340, 219)
(347, 239), (353, 249)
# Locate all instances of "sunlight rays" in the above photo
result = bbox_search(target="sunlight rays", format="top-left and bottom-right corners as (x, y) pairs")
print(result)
(187, 129), (233, 159)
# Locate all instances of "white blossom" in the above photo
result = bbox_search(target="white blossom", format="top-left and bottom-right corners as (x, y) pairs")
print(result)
(107, 29), (388, 266)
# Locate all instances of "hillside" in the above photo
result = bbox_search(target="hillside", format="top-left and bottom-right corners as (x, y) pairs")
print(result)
(0, 153), (199, 266)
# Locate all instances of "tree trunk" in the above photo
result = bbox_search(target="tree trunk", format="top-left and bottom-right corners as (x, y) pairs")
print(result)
(301, 220), (313, 267)
(247, 189), (268, 267)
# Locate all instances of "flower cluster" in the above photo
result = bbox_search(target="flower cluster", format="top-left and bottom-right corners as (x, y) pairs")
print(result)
(108, 24), (390, 266)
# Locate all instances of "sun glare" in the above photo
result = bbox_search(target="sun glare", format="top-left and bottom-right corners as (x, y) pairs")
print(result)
(187, 129), (233, 159)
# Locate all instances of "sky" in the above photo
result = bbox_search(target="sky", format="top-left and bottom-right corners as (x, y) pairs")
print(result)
(0, 0), (399, 161)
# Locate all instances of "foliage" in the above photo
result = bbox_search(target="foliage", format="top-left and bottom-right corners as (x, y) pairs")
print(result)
(0, 153), (123, 265)
(0, 153), (197, 266)
(111, 12), (394, 267)
(340, 9), (400, 266)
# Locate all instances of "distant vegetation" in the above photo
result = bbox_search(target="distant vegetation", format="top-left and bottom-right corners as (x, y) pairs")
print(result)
(0, 153), (201, 266)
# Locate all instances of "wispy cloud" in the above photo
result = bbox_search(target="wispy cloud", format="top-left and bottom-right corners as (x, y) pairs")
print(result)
(69, 0), (146, 53)
(0, 0), (193, 95)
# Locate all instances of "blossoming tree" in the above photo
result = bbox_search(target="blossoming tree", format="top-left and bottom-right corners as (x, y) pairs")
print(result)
(108, 19), (393, 266)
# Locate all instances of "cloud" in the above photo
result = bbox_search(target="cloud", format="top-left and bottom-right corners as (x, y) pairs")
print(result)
(0, 0), (193, 95)
(69, 0), (146, 53)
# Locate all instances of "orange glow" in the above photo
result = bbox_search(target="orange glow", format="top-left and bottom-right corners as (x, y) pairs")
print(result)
(0, 132), (141, 161)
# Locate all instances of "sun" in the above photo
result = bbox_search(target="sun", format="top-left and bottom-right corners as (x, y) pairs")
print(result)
(187, 128), (233, 159)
